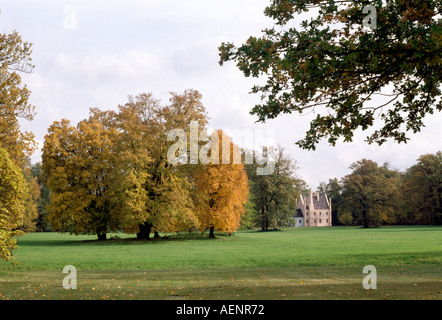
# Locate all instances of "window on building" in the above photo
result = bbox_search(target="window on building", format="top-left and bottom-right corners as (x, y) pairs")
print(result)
(319, 219), (322, 223)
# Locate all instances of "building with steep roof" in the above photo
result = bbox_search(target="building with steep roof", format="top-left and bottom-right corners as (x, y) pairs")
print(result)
(294, 189), (332, 227)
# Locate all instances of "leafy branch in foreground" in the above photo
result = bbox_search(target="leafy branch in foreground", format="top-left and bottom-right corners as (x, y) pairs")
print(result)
(219, 0), (442, 149)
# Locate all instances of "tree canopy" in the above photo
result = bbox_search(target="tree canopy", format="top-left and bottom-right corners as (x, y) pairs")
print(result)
(42, 116), (121, 240)
(194, 130), (250, 238)
(338, 159), (400, 227)
(0, 31), (36, 166)
(219, 0), (442, 150)
(0, 147), (27, 261)
(0, 30), (36, 260)
(402, 152), (442, 225)
(115, 90), (209, 239)
(246, 146), (305, 230)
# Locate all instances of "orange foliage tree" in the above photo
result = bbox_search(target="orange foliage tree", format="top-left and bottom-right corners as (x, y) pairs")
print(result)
(195, 130), (250, 238)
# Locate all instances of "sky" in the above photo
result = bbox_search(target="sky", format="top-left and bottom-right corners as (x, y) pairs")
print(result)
(1, 0), (441, 189)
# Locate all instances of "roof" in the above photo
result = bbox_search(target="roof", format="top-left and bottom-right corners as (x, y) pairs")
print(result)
(294, 209), (304, 218)
(303, 194), (329, 210)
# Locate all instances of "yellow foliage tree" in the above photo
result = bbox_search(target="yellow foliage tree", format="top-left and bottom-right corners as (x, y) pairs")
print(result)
(0, 147), (27, 261)
(21, 167), (40, 232)
(0, 31), (36, 167)
(114, 90), (208, 239)
(42, 114), (121, 240)
(0, 30), (38, 255)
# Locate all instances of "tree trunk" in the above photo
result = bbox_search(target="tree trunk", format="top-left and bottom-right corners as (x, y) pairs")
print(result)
(261, 216), (270, 231)
(436, 187), (442, 225)
(96, 226), (107, 240)
(97, 232), (107, 240)
(209, 226), (215, 238)
(362, 207), (369, 228)
(361, 196), (370, 228)
(137, 222), (152, 240)
(261, 206), (266, 231)
(154, 231), (160, 238)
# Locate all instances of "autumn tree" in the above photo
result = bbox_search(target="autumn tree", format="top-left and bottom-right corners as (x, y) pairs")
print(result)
(0, 147), (27, 261)
(194, 130), (250, 238)
(0, 31), (36, 166)
(246, 146), (304, 231)
(42, 114), (121, 240)
(402, 152), (442, 225)
(114, 90), (209, 239)
(0, 30), (37, 258)
(338, 159), (399, 227)
(20, 165), (40, 232)
(219, 0), (442, 150)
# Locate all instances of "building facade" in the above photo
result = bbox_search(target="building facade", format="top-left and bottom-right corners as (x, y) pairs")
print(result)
(294, 189), (332, 227)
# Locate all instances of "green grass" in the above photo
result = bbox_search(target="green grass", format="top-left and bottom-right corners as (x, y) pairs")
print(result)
(0, 226), (441, 300)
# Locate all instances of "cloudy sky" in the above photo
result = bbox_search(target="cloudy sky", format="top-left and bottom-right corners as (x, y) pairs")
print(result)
(2, 0), (441, 189)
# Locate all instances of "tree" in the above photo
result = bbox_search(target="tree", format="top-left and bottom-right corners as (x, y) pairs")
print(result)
(42, 115), (121, 240)
(21, 165), (40, 232)
(0, 30), (37, 258)
(219, 0), (442, 150)
(30, 162), (52, 231)
(379, 161), (404, 224)
(402, 152), (442, 225)
(240, 192), (257, 230)
(246, 146), (304, 231)
(338, 159), (398, 227)
(0, 147), (27, 261)
(0, 31), (36, 166)
(114, 90), (209, 239)
(194, 130), (250, 238)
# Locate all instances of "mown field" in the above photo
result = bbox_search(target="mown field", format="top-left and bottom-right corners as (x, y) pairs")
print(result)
(0, 226), (441, 300)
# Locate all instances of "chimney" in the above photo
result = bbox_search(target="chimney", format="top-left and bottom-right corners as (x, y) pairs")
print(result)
(309, 189), (313, 205)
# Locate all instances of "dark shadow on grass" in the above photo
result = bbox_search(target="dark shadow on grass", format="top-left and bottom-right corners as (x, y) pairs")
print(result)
(16, 232), (234, 247)
(373, 225), (442, 232)
(15, 238), (81, 247)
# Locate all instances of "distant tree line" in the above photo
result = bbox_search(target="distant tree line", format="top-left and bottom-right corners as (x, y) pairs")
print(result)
(31, 146), (441, 233)
(317, 153), (442, 227)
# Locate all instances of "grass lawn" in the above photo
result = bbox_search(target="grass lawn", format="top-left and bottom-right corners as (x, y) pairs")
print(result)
(0, 226), (441, 300)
